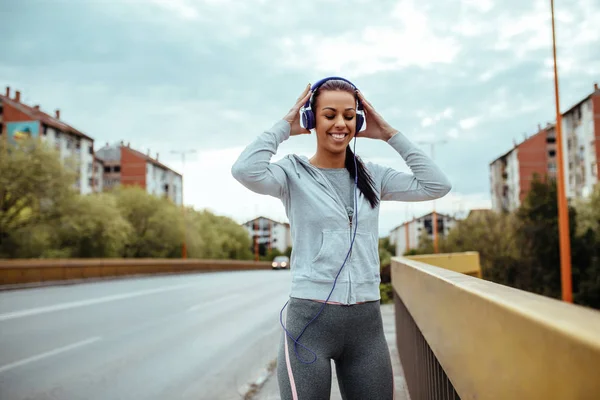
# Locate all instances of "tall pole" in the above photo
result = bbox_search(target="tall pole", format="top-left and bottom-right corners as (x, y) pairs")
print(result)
(171, 149), (196, 259)
(418, 140), (447, 253)
(550, 0), (572, 302)
(254, 219), (259, 262)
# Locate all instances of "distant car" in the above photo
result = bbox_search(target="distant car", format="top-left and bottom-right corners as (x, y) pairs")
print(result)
(272, 256), (290, 270)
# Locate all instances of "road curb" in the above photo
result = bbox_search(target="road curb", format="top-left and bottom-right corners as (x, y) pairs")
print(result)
(242, 358), (277, 400)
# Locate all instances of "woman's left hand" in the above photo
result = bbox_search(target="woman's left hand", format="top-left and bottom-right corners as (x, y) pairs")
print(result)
(356, 91), (398, 141)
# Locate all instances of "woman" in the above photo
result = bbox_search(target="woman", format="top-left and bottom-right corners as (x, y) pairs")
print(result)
(231, 77), (451, 399)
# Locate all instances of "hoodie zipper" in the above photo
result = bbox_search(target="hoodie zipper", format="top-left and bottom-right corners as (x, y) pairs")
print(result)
(295, 156), (360, 304)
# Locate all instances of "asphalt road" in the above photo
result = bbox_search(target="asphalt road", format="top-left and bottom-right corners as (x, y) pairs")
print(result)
(0, 270), (292, 400)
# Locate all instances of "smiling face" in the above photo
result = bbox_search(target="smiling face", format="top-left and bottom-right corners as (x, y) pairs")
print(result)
(313, 89), (357, 156)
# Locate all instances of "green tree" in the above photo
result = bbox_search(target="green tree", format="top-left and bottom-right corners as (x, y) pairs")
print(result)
(114, 186), (183, 258)
(571, 183), (600, 308)
(53, 193), (133, 257)
(441, 209), (522, 284)
(0, 138), (77, 257)
(185, 209), (253, 260)
(515, 175), (575, 299)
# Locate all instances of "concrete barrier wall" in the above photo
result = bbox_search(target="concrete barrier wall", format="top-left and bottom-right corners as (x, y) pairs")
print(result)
(392, 255), (600, 400)
(404, 251), (482, 277)
(0, 258), (273, 286)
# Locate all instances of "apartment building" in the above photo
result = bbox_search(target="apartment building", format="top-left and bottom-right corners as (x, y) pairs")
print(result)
(490, 123), (557, 212)
(388, 211), (456, 256)
(95, 142), (183, 205)
(0, 87), (102, 194)
(490, 83), (599, 212)
(562, 84), (600, 198)
(242, 216), (292, 254)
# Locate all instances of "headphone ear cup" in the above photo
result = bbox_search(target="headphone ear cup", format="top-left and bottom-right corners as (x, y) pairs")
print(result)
(304, 110), (316, 130)
(356, 113), (365, 132)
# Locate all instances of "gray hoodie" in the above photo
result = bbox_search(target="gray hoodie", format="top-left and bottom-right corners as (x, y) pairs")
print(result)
(231, 119), (451, 304)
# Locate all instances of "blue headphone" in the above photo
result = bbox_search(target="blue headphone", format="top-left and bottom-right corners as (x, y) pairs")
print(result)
(299, 76), (367, 133)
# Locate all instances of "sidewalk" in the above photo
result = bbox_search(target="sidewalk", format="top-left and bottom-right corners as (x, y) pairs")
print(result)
(252, 303), (410, 400)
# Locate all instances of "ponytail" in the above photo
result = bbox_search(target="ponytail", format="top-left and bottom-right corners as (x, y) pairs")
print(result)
(345, 147), (379, 209)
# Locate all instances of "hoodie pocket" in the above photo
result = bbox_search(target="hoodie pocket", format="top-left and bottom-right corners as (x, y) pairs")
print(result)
(310, 229), (349, 282)
(349, 232), (380, 282)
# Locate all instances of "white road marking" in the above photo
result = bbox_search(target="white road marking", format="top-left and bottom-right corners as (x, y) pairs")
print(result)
(0, 282), (200, 322)
(187, 294), (242, 312)
(0, 336), (102, 374)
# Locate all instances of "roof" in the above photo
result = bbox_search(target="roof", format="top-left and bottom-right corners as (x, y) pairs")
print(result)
(488, 123), (555, 166)
(0, 93), (94, 141)
(242, 216), (289, 226)
(467, 208), (493, 218)
(489, 83), (598, 166)
(122, 145), (182, 177)
(562, 84), (599, 116)
(389, 211), (456, 232)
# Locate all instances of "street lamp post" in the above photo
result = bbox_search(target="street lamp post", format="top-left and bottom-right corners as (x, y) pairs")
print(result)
(170, 149), (197, 259)
(549, 0), (573, 302)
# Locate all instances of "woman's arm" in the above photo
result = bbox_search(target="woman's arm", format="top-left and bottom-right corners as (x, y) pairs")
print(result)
(355, 90), (452, 202)
(230, 120), (291, 200)
(231, 84), (313, 200)
(376, 132), (452, 201)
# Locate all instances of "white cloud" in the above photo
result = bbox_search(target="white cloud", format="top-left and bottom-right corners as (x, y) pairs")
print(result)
(447, 128), (459, 139)
(459, 116), (481, 130)
(275, 1), (461, 76)
(462, 0), (494, 13)
(421, 107), (454, 127)
(149, 0), (200, 19)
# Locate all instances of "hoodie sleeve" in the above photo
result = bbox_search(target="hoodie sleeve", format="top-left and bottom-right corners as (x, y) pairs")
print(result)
(231, 119), (291, 200)
(373, 131), (452, 202)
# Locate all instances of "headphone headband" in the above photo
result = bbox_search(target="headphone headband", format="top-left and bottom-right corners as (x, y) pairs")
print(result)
(304, 76), (361, 108)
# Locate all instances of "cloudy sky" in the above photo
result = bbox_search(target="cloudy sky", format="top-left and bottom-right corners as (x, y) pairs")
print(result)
(2, 0), (599, 236)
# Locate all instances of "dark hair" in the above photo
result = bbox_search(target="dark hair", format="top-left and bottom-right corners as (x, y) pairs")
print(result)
(311, 79), (379, 209)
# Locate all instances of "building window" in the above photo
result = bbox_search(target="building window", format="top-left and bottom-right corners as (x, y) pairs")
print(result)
(548, 162), (556, 173)
(104, 166), (111, 173)
(87, 163), (93, 173)
(88, 145), (93, 155)
(88, 178), (93, 186)
(548, 150), (556, 157)
(113, 165), (121, 172)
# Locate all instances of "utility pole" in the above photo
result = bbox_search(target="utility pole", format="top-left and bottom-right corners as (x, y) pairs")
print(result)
(170, 149), (197, 259)
(549, 0), (572, 302)
(418, 139), (447, 254)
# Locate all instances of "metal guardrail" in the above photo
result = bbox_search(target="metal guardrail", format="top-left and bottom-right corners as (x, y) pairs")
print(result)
(0, 258), (272, 286)
(395, 293), (460, 399)
(391, 255), (600, 400)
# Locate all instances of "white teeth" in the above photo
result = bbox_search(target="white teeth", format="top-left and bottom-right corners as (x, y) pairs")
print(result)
(331, 133), (346, 139)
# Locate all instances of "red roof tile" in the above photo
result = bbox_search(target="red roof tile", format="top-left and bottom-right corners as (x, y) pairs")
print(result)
(122, 145), (182, 177)
(0, 94), (94, 141)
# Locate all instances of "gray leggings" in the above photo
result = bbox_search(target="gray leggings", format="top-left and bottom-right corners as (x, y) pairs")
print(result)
(277, 297), (394, 400)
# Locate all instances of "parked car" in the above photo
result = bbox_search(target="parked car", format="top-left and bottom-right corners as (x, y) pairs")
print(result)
(272, 256), (290, 270)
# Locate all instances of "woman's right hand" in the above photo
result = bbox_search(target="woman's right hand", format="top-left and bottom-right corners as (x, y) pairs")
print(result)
(283, 83), (313, 136)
